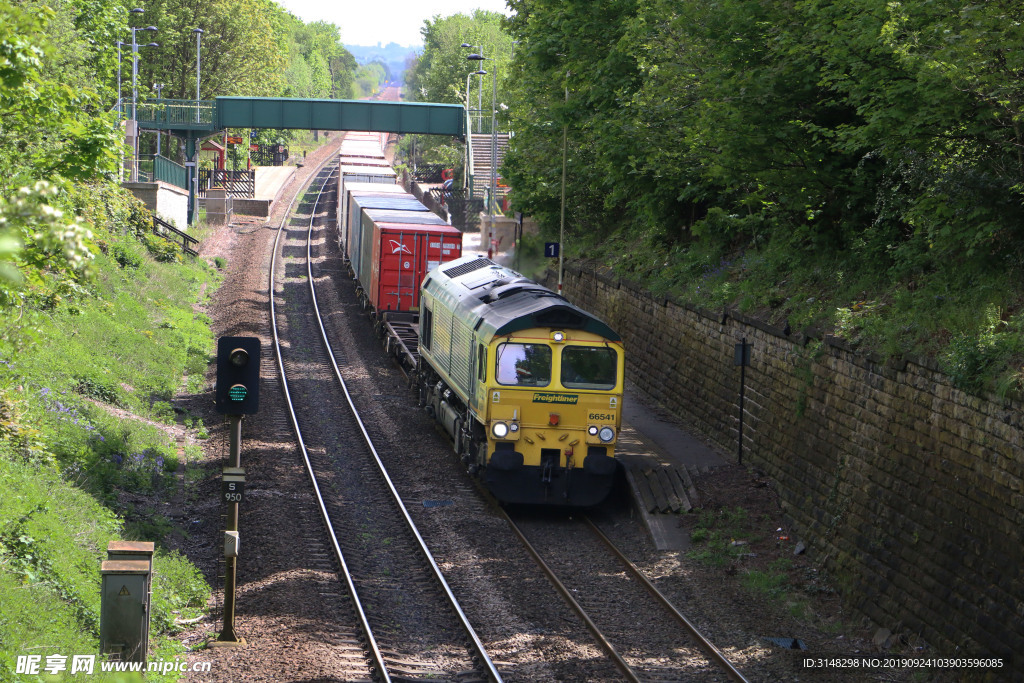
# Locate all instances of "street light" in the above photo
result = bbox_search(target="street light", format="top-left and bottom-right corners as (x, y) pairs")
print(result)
(464, 68), (486, 190)
(489, 63), (498, 224)
(188, 27), (205, 226)
(116, 41), (128, 120)
(153, 83), (164, 156)
(193, 28), (204, 122)
(128, 10), (157, 182)
(559, 70), (570, 295)
(463, 44), (485, 133)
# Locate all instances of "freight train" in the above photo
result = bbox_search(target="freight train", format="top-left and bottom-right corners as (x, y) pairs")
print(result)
(337, 133), (624, 506)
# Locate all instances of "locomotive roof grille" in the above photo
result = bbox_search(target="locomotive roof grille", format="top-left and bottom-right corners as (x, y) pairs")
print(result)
(424, 255), (622, 343)
(442, 258), (492, 279)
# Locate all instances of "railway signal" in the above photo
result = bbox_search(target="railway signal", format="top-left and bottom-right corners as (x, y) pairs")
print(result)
(216, 336), (260, 414)
(211, 336), (259, 647)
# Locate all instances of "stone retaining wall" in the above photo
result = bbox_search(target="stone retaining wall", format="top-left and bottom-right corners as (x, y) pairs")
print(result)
(546, 263), (1023, 664)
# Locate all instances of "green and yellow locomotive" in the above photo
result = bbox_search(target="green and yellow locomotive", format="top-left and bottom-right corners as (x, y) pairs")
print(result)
(417, 256), (624, 506)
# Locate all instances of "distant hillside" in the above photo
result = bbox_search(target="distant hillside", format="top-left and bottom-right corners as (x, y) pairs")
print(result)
(344, 42), (420, 85)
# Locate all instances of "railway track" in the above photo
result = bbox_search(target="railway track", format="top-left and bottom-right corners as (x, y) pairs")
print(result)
(268, 139), (751, 682)
(502, 507), (750, 682)
(268, 151), (501, 682)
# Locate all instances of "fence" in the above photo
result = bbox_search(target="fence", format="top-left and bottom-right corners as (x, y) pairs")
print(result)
(467, 110), (499, 135)
(135, 99), (215, 127)
(412, 164), (449, 184)
(197, 169), (255, 198)
(429, 189), (483, 232)
(250, 144), (289, 166)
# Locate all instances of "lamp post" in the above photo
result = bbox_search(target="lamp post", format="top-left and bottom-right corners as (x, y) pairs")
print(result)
(463, 68), (486, 191)
(462, 44), (485, 133)
(559, 71), (569, 295)
(189, 27), (204, 226)
(489, 63), (498, 222)
(116, 41), (128, 120)
(193, 28), (204, 122)
(128, 10), (157, 182)
(153, 83), (164, 156)
(464, 48), (486, 203)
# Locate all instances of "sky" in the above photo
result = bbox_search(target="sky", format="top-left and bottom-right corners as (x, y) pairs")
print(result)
(275, 0), (513, 48)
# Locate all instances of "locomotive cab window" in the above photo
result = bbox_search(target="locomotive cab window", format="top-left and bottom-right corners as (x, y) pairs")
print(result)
(496, 343), (551, 387)
(560, 346), (618, 390)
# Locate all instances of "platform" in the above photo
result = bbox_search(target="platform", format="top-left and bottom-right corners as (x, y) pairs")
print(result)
(617, 388), (728, 550)
(232, 166), (297, 218)
(254, 166), (296, 201)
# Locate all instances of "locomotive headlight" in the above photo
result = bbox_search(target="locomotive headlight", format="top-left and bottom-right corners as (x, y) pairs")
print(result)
(552, 331), (565, 343)
(510, 423), (519, 432)
(588, 425), (599, 436)
(598, 426), (615, 443)
(491, 421), (510, 439)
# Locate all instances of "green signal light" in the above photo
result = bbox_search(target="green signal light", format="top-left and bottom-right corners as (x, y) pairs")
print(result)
(228, 384), (248, 402)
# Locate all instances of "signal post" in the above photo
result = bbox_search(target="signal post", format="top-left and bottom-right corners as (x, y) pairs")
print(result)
(210, 336), (260, 647)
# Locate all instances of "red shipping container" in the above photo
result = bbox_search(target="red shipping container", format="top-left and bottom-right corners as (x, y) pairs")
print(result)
(369, 222), (463, 312)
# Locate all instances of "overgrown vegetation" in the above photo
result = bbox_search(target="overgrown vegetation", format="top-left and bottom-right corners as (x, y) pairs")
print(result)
(1, 4), (218, 668)
(0, 179), (217, 676)
(502, 0), (1024, 396)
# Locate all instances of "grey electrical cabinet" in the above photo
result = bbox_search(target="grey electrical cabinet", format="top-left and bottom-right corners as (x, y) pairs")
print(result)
(100, 556), (152, 663)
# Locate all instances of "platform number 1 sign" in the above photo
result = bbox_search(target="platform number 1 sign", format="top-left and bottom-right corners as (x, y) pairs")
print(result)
(545, 242), (560, 258)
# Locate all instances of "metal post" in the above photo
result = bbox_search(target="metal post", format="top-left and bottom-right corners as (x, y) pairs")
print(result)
(130, 28), (139, 182)
(154, 83), (163, 156)
(464, 71), (472, 191)
(117, 41), (125, 181)
(194, 28), (204, 124)
(558, 72), (569, 295)
(116, 42), (123, 120)
(738, 352), (746, 464)
(186, 134), (197, 225)
(734, 337), (751, 464)
(477, 47), (484, 131)
(219, 415), (242, 643)
(489, 63), (497, 220)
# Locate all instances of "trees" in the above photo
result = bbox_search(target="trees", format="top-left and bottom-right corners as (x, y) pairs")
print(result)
(502, 0), (1024, 269)
(130, 0), (286, 101)
(0, 0), (117, 314)
(399, 11), (513, 172)
(405, 10), (513, 106)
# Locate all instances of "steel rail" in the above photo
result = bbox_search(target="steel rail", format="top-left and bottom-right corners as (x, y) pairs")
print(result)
(495, 507), (642, 683)
(584, 516), (751, 683)
(303, 164), (503, 683)
(269, 159), (391, 682)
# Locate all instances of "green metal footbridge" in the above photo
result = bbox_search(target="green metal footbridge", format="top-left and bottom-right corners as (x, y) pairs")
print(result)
(135, 96), (465, 223)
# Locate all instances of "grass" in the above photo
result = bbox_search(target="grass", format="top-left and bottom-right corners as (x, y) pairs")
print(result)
(686, 506), (753, 567)
(0, 190), (219, 678)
